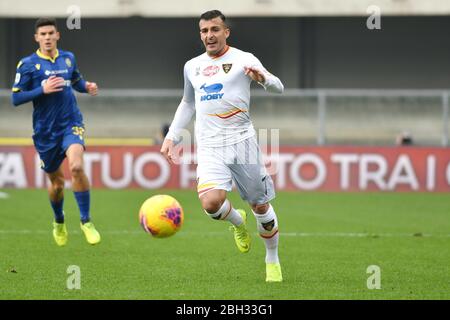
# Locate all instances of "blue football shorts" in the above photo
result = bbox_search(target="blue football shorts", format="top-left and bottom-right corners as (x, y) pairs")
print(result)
(34, 125), (86, 173)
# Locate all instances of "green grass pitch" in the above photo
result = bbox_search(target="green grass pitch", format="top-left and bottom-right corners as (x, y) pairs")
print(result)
(0, 189), (449, 299)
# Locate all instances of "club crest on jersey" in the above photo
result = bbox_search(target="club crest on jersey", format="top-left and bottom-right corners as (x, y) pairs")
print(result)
(200, 83), (224, 101)
(222, 63), (232, 74)
(202, 65), (219, 77)
(65, 58), (72, 68)
(35, 64), (41, 70)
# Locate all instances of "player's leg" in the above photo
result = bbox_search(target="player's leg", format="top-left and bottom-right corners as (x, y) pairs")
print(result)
(47, 166), (68, 246)
(66, 143), (101, 245)
(251, 202), (282, 282)
(47, 166), (65, 223)
(36, 142), (68, 246)
(197, 146), (239, 223)
(200, 189), (240, 224)
(199, 189), (250, 253)
(66, 143), (90, 222)
(197, 146), (250, 252)
(230, 137), (282, 281)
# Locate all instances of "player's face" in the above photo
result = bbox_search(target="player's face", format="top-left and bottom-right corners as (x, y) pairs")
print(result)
(34, 25), (60, 54)
(199, 17), (230, 57)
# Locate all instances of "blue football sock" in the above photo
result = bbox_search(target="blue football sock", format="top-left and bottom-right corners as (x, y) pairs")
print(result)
(50, 199), (64, 223)
(74, 190), (90, 224)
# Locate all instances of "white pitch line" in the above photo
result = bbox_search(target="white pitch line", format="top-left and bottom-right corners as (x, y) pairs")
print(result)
(0, 230), (449, 238)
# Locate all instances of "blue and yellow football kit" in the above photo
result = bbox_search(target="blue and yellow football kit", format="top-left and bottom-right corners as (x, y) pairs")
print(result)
(12, 49), (88, 173)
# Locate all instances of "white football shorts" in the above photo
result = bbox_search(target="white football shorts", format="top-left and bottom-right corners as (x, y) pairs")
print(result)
(196, 136), (275, 205)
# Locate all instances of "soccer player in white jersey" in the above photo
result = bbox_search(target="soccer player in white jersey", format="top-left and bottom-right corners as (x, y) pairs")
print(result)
(161, 10), (284, 282)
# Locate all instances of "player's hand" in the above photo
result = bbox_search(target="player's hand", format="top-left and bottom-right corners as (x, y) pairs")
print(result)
(43, 76), (65, 94)
(244, 66), (266, 83)
(160, 139), (175, 164)
(86, 81), (98, 96)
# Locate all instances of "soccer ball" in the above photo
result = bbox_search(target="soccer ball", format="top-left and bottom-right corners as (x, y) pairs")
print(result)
(139, 194), (184, 238)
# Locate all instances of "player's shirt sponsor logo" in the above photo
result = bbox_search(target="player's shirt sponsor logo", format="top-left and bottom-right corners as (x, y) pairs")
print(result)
(200, 83), (224, 101)
(41, 79), (71, 87)
(222, 63), (232, 74)
(202, 65), (219, 77)
(44, 69), (69, 76)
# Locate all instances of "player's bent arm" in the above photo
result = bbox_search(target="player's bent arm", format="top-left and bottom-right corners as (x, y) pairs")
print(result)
(72, 78), (87, 93)
(12, 76), (65, 106)
(165, 99), (195, 144)
(247, 54), (284, 94)
(260, 72), (284, 94)
(11, 87), (44, 107)
(70, 53), (93, 94)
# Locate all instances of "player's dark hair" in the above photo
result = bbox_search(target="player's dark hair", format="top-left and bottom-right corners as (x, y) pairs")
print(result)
(200, 10), (228, 28)
(35, 18), (58, 32)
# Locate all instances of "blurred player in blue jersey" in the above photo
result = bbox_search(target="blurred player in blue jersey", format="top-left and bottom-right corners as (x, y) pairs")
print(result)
(11, 18), (101, 246)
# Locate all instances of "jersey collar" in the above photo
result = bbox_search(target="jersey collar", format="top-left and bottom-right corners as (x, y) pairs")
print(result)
(210, 45), (230, 60)
(36, 49), (59, 63)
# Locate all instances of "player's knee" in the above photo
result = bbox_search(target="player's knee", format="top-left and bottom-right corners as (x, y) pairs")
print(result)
(69, 162), (84, 177)
(251, 203), (270, 214)
(201, 196), (225, 214)
(51, 180), (64, 194)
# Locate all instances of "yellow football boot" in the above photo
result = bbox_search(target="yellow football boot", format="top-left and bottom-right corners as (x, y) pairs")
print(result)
(80, 222), (101, 245)
(266, 262), (283, 282)
(53, 221), (68, 246)
(231, 209), (251, 253)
